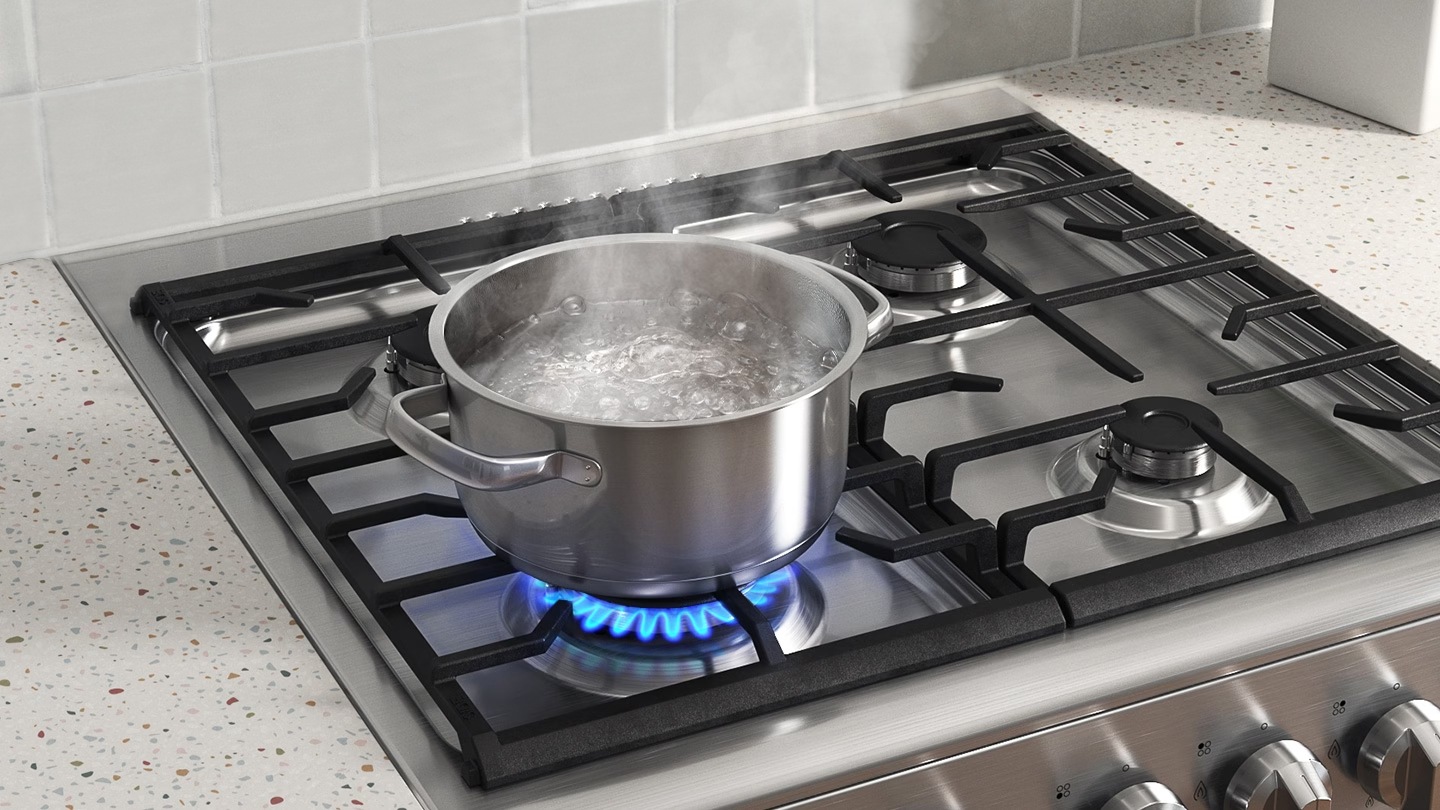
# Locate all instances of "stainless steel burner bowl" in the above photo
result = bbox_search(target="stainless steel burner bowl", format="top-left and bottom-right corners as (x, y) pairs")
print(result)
(1049, 434), (1273, 541)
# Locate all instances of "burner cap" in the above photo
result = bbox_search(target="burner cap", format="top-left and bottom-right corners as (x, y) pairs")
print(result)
(1102, 397), (1221, 480)
(851, 211), (987, 294)
(388, 306), (444, 387)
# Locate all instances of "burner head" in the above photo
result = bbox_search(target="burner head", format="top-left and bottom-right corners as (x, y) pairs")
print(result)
(850, 211), (987, 294)
(536, 571), (790, 643)
(502, 565), (824, 697)
(388, 306), (444, 387)
(1102, 397), (1221, 481)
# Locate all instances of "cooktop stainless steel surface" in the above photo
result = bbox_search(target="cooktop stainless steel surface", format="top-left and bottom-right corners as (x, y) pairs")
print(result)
(58, 88), (1440, 808)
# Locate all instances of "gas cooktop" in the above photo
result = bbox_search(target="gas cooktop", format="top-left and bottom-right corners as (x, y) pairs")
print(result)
(60, 90), (1440, 809)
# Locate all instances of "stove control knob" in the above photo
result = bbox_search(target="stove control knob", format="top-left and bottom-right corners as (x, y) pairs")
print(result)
(1226, 740), (1332, 810)
(1359, 699), (1440, 809)
(1100, 781), (1185, 810)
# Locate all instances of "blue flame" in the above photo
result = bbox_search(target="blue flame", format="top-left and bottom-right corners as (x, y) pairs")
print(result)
(528, 568), (790, 643)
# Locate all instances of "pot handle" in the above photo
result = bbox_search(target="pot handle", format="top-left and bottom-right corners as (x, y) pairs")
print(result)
(806, 260), (894, 349)
(385, 384), (602, 491)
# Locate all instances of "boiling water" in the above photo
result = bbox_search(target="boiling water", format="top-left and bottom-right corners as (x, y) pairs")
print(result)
(464, 291), (841, 422)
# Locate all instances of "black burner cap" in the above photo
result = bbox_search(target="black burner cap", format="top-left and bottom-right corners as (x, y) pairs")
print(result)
(1109, 397), (1221, 453)
(852, 210), (987, 270)
(390, 306), (438, 367)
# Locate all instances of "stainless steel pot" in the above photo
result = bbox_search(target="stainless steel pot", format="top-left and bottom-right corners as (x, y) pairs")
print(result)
(385, 233), (891, 599)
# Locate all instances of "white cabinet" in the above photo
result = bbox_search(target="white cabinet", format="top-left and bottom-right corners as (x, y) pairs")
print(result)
(1269, 0), (1440, 134)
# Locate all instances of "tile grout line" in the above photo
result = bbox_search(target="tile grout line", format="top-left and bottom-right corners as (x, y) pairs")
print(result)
(199, 0), (223, 219)
(1071, 0), (1082, 60)
(361, 0), (382, 191)
(664, 0), (676, 134)
(1194, 0), (1204, 37)
(528, 0), (644, 15)
(24, 16), (522, 104)
(805, 0), (819, 108)
(20, 0), (55, 252)
(519, 9), (533, 164)
(23, 64), (205, 99)
(370, 12), (520, 41)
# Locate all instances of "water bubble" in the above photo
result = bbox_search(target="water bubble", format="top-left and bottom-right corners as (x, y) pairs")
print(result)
(560, 295), (587, 316)
(720, 319), (750, 341)
(671, 289), (701, 310)
(525, 383), (575, 412)
(718, 291), (750, 309)
(819, 350), (842, 371)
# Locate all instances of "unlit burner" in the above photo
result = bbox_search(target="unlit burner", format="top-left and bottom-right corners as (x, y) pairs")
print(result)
(849, 210), (987, 294)
(1100, 397), (1220, 481)
(387, 305), (444, 388)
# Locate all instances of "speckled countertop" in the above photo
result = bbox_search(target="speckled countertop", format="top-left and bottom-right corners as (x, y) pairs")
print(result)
(4, 29), (1437, 809)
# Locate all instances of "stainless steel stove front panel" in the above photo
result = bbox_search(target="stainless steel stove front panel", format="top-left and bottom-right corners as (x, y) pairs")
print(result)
(786, 599), (1440, 809)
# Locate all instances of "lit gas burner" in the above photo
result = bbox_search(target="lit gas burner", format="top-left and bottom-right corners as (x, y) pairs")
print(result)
(1047, 398), (1273, 540)
(834, 210), (1015, 343)
(501, 565), (825, 697)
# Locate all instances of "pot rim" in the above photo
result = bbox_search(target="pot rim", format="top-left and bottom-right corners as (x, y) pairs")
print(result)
(428, 233), (869, 430)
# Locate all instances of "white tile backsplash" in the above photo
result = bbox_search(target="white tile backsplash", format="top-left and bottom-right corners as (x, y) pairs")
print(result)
(1202, 0), (1274, 33)
(213, 45), (372, 213)
(34, 0), (199, 89)
(0, 0), (34, 96)
(2, 0), (1275, 256)
(674, 0), (809, 128)
(369, 0), (519, 36)
(209, 0), (362, 60)
(1080, 0), (1197, 55)
(0, 98), (47, 259)
(42, 72), (212, 245)
(816, 0), (1075, 104)
(373, 19), (525, 184)
(528, 0), (668, 155)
